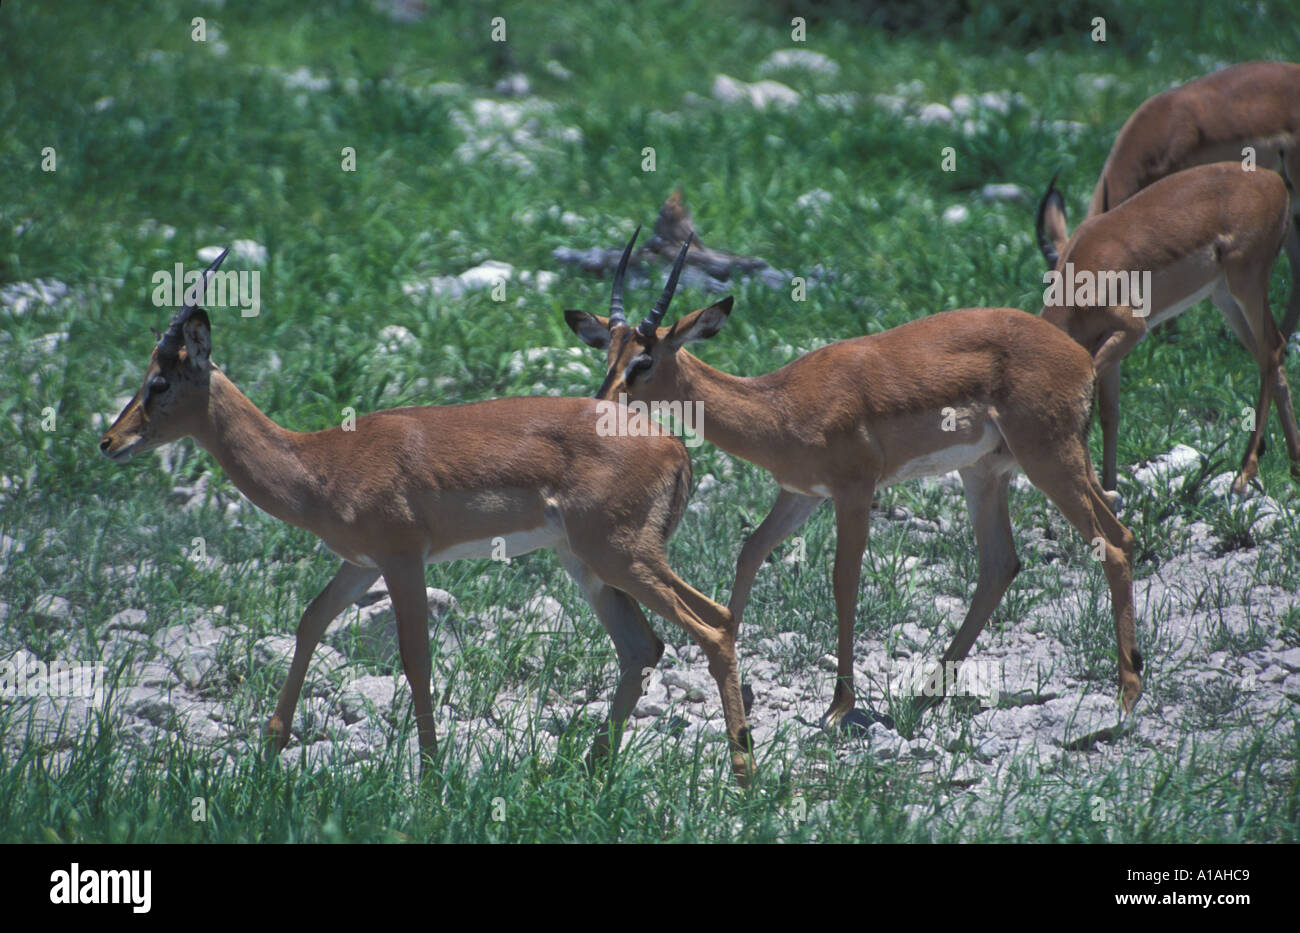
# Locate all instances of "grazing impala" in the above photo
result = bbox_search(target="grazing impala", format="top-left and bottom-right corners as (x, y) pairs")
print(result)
(565, 230), (1141, 727)
(99, 249), (753, 783)
(1036, 162), (1300, 496)
(1037, 61), (1300, 335)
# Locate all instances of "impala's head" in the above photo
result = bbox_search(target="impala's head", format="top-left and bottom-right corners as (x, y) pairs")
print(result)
(99, 249), (226, 463)
(564, 226), (733, 402)
(1035, 169), (1070, 269)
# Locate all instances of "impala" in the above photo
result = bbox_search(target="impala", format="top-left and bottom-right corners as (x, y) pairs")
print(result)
(1036, 161), (1300, 496)
(565, 230), (1141, 727)
(1036, 61), (1300, 335)
(99, 249), (753, 783)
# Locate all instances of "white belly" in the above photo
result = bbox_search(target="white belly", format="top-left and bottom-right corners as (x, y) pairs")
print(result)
(425, 526), (560, 564)
(880, 421), (1001, 487)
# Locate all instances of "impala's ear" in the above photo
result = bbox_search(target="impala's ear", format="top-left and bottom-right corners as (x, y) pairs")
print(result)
(667, 296), (732, 349)
(1035, 171), (1069, 268)
(182, 309), (212, 368)
(565, 309), (612, 349)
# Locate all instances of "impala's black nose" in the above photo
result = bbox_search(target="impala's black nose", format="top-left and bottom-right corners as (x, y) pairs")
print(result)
(99, 436), (112, 452)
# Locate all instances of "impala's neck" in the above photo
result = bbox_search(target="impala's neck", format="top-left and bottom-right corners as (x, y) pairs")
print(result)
(190, 367), (319, 528)
(671, 351), (786, 472)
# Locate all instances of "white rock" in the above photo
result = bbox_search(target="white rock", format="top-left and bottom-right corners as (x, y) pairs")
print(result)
(942, 205), (970, 224)
(871, 93), (907, 115)
(282, 66), (330, 92)
(494, 73), (531, 96)
(106, 610), (148, 631)
(1131, 444), (1201, 488)
(711, 74), (800, 110)
(404, 260), (514, 300)
(339, 675), (401, 724)
(377, 324), (416, 353)
(980, 183), (1028, 203)
(31, 594), (73, 622)
(795, 188), (834, 214)
(757, 49), (839, 77)
(917, 103), (955, 126)
(0, 279), (69, 315)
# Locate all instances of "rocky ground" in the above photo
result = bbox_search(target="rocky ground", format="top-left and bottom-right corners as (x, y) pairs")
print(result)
(4, 443), (1298, 799)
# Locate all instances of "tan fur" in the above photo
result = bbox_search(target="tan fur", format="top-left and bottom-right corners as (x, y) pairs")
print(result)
(1086, 62), (1300, 218)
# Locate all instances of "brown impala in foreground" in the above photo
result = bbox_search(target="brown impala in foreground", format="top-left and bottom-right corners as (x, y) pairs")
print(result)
(566, 230), (1141, 727)
(100, 250), (754, 784)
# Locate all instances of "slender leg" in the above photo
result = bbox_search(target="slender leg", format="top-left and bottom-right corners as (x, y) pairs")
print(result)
(557, 546), (663, 767)
(1215, 271), (1300, 491)
(268, 561), (380, 751)
(729, 489), (823, 623)
(1015, 437), (1141, 711)
(595, 552), (751, 785)
(1278, 151), (1300, 340)
(914, 463), (1020, 713)
(822, 495), (871, 728)
(380, 554), (438, 779)
(1097, 363), (1123, 494)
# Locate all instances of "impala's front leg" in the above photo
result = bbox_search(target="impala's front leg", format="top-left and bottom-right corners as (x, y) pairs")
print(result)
(915, 466), (1018, 715)
(729, 489), (822, 623)
(383, 555), (439, 780)
(822, 495), (871, 729)
(268, 561), (380, 753)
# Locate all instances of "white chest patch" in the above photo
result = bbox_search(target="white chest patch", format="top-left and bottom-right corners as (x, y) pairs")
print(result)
(425, 526), (560, 564)
(880, 421), (1001, 487)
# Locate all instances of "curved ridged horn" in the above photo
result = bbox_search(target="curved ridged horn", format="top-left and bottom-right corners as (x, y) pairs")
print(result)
(609, 225), (640, 328)
(1034, 171), (1063, 269)
(638, 231), (693, 335)
(157, 247), (229, 357)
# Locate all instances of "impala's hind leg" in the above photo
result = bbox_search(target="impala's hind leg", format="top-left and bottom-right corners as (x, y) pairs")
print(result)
(1014, 436), (1141, 712)
(557, 546), (663, 769)
(1214, 272), (1300, 491)
(590, 546), (751, 785)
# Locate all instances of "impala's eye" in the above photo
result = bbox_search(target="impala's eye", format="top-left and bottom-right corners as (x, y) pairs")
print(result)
(627, 356), (653, 381)
(148, 376), (169, 395)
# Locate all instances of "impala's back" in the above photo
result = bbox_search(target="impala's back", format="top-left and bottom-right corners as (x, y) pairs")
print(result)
(1090, 61), (1300, 217)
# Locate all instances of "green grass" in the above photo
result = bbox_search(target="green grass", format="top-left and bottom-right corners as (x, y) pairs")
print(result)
(1, 0), (1298, 842)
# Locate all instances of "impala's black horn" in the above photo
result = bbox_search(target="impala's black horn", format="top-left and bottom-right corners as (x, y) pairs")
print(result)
(638, 231), (693, 335)
(609, 225), (640, 329)
(157, 247), (229, 358)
